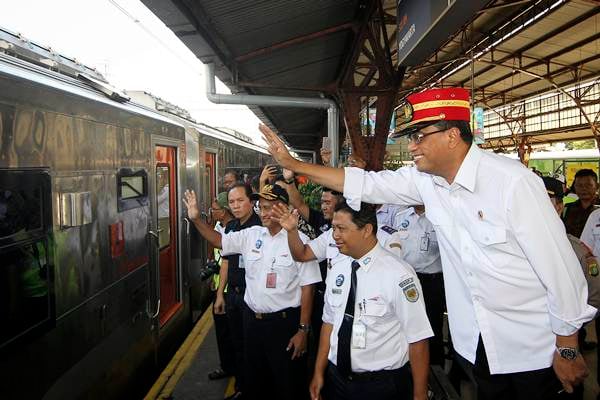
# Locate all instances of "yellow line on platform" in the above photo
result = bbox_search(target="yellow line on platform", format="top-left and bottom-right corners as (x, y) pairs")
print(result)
(144, 309), (214, 400)
(224, 377), (236, 397)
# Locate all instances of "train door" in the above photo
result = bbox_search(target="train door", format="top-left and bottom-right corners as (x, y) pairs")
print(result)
(154, 145), (182, 327)
(205, 151), (217, 201)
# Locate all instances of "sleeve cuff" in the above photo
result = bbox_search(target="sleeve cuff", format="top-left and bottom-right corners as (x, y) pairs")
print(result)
(407, 328), (435, 344)
(549, 305), (597, 336)
(343, 167), (365, 211)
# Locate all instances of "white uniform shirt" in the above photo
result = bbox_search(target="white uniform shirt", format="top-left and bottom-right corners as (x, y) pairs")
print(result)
(343, 144), (596, 374)
(376, 203), (405, 229)
(394, 208), (442, 274)
(307, 227), (405, 264)
(581, 208), (600, 257)
(221, 226), (321, 313)
(321, 244), (433, 372)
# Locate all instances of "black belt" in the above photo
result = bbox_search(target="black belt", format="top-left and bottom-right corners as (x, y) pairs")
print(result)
(246, 306), (299, 321)
(330, 361), (407, 382)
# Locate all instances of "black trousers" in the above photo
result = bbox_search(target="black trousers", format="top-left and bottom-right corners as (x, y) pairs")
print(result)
(467, 336), (564, 400)
(322, 362), (412, 400)
(416, 272), (445, 366)
(242, 304), (308, 400)
(213, 302), (235, 374)
(225, 288), (246, 392)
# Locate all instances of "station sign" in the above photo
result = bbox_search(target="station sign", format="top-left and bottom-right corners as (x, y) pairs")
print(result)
(397, 0), (489, 66)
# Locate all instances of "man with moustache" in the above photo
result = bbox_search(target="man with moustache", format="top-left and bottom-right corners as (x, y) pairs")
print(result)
(184, 184), (321, 400)
(260, 87), (596, 399)
(275, 201), (432, 400)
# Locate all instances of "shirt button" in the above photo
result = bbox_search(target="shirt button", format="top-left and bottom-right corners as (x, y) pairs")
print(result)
(467, 271), (473, 277)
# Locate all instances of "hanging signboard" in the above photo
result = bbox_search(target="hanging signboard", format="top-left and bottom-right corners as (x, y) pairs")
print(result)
(397, 0), (489, 66)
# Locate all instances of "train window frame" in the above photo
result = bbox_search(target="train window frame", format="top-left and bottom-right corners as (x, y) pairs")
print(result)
(117, 168), (148, 212)
(0, 169), (55, 352)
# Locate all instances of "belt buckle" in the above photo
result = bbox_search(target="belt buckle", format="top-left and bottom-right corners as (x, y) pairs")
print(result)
(255, 312), (263, 320)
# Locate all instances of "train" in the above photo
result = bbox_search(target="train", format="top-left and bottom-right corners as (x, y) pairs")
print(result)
(0, 28), (270, 399)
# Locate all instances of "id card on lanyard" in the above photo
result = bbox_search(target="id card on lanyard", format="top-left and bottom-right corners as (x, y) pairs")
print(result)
(266, 257), (277, 288)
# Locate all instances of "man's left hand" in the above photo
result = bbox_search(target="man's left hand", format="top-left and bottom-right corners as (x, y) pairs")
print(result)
(286, 330), (307, 360)
(553, 351), (588, 393)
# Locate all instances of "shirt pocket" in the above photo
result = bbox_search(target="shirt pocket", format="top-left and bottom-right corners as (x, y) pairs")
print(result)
(359, 298), (388, 325)
(244, 250), (262, 277)
(472, 221), (507, 246)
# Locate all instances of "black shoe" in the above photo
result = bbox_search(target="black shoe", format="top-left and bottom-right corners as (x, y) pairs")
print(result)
(224, 392), (242, 400)
(208, 367), (230, 380)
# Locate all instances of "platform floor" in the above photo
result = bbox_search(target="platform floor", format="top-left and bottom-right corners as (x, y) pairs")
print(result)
(147, 311), (600, 400)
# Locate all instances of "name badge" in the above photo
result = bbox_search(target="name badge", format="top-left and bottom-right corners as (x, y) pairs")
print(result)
(420, 235), (429, 252)
(352, 322), (367, 349)
(266, 272), (277, 288)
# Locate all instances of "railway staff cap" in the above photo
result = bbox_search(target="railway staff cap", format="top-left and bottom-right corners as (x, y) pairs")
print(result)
(251, 184), (289, 204)
(393, 87), (471, 137)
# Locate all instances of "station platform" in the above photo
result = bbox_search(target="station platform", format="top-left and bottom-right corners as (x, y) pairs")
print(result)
(144, 310), (234, 400)
(145, 308), (600, 400)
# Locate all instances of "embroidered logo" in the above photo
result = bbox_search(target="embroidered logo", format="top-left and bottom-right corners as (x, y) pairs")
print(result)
(335, 274), (345, 287)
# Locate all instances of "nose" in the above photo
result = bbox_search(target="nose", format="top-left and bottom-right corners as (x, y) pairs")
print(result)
(407, 140), (418, 152)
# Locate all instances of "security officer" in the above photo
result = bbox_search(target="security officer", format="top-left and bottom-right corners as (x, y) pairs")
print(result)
(184, 184), (321, 400)
(260, 87), (596, 399)
(188, 183), (260, 400)
(276, 201), (432, 400)
(394, 205), (445, 366)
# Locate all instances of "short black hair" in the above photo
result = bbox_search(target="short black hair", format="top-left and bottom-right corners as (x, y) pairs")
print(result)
(542, 176), (564, 202)
(433, 120), (472, 145)
(574, 169), (598, 182)
(250, 175), (260, 192)
(228, 182), (253, 200)
(224, 169), (240, 179)
(333, 201), (377, 234)
(322, 187), (343, 197)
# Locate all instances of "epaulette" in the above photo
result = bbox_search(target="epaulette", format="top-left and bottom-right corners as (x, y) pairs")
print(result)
(380, 225), (397, 234)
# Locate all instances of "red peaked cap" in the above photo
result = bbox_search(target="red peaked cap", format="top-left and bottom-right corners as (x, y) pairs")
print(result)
(401, 88), (471, 130)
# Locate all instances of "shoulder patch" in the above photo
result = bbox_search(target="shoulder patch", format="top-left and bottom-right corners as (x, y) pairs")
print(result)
(381, 225), (398, 234)
(403, 284), (419, 302)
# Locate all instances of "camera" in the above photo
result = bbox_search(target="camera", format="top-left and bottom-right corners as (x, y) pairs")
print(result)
(198, 259), (220, 281)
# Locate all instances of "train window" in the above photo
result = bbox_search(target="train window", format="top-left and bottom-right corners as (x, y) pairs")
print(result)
(117, 169), (148, 212)
(0, 169), (54, 350)
(156, 166), (171, 249)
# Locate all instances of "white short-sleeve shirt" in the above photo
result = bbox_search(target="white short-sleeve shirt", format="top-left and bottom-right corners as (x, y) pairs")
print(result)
(393, 207), (442, 274)
(221, 226), (322, 313)
(321, 244), (433, 372)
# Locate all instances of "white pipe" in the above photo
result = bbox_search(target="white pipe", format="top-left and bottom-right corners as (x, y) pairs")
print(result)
(205, 63), (339, 166)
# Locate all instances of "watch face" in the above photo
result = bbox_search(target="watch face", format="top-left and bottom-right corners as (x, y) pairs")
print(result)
(560, 348), (577, 360)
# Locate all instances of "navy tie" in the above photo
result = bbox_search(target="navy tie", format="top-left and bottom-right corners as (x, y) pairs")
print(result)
(336, 260), (360, 377)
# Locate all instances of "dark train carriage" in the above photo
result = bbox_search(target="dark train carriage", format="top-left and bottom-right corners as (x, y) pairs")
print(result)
(0, 29), (267, 399)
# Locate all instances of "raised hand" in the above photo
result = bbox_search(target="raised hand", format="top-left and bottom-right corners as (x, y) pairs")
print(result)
(320, 148), (332, 166)
(271, 202), (299, 232)
(183, 189), (200, 221)
(259, 123), (297, 170)
(282, 168), (295, 181)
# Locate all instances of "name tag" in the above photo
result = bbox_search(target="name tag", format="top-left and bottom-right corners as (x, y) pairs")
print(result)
(420, 235), (429, 251)
(352, 322), (367, 349)
(266, 272), (277, 288)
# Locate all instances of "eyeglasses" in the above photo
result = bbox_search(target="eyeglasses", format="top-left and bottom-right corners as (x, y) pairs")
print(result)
(407, 128), (447, 144)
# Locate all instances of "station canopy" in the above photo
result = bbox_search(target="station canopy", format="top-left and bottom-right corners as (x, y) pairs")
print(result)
(141, 0), (600, 151)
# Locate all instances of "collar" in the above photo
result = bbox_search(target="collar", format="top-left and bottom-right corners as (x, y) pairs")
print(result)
(432, 144), (482, 192)
(355, 244), (380, 273)
(376, 204), (390, 214)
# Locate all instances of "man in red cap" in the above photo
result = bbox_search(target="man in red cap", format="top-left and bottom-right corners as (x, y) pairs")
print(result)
(260, 87), (596, 400)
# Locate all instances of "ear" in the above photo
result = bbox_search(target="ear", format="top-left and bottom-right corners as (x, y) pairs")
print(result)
(447, 127), (461, 149)
(363, 223), (374, 238)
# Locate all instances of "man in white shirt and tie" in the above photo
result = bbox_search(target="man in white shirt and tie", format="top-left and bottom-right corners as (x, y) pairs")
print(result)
(259, 87), (596, 399)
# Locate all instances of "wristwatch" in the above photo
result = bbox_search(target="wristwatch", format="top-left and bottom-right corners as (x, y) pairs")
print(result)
(556, 346), (579, 360)
(298, 323), (311, 333)
(285, 177), (295, 185)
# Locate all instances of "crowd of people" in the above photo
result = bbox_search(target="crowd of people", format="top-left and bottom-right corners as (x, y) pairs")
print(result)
(183, 87), (600, 400)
